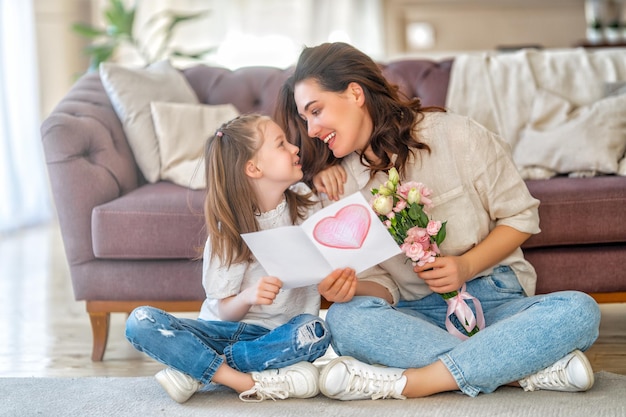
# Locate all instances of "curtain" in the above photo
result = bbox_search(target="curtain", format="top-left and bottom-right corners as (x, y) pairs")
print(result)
(0, 0), (51, 233)
(128, 0), (384, 69)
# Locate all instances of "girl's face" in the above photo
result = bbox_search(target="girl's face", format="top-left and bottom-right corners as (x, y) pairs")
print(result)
(253, 119), (303, 187)
(294, 78), (373, 159)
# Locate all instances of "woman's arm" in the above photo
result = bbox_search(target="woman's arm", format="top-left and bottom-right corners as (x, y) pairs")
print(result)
(415, 225), (531, 294)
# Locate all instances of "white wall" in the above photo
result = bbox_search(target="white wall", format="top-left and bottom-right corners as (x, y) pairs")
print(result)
(383, 0), (589, 58)
(34, 0), (91, 119)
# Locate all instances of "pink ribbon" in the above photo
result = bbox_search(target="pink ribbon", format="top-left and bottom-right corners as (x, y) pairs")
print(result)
(444, 284), (485, 340)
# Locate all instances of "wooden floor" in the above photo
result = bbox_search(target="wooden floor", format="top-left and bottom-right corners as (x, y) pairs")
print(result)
(1, 221), (625, 377)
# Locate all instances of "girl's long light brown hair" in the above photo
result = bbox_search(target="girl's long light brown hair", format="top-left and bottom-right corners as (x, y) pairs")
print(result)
(204, 113), (316, 267)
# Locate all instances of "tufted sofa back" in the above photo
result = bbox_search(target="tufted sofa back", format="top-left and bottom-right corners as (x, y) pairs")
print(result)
(183, 60), (453, 117)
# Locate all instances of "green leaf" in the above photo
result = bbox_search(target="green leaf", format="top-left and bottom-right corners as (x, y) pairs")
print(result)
(435, 221), (447, 246)
(407, 203), (421, 221)
(105, 0), (135, 37)
(170, 47), (216, 60)
(85, 42), (116, 65)
(72, 23), (105, 38)
(166, 11), (209, 32)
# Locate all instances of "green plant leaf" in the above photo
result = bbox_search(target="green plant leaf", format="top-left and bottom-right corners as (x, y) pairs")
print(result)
(435, 221), (447, 246)
(170, 47), (216, 59)
(166, 11), (210, 32)
(84, 42), (116, 70)
(105, 0), (135, 37)
(72, 23), (105, 38)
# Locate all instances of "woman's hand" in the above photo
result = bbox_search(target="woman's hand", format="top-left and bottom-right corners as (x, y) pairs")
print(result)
(317, 268), (357, 303)
(415, 225), (531, 294)
(414, 256), (470, 294)
(313, 165), (346, 201)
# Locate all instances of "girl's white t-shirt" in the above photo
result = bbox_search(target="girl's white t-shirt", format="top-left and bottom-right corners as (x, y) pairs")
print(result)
(199, 182), (322, 330)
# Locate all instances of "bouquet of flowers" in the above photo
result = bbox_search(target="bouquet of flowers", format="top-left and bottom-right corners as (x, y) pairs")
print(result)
(371, 168), (484, 339)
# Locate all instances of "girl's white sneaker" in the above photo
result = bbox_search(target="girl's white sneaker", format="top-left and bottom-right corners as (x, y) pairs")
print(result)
(240, 362), (320, 402)
(155, 367), (201, 403)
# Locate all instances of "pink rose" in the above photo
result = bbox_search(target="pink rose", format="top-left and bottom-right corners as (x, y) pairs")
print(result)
(393, 200), (407, 212)
(401, 242), (425, 262)
(426, 220), (442, 236)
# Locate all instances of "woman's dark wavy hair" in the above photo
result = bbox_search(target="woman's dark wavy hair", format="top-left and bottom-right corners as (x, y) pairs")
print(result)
(275, 42), (443, 185)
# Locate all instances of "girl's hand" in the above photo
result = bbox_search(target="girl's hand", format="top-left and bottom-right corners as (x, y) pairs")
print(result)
(243, 276), (283, 306)
(414, 256), (471, 294)
(313, 165), (346, 201)
(317, 268), (357, 303)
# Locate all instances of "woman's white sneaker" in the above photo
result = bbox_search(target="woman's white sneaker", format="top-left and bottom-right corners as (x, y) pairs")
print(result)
(239, 362), (320, 402)
(155, 368), (201, 403)
(319, 356), (407, 400)
(519, 350), (594, 392)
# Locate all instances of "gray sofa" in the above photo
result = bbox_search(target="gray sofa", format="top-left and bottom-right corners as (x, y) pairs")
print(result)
(41, 57), (626, 361)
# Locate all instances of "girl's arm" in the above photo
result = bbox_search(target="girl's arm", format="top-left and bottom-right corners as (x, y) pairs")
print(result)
(217, 276), (283, 322)
(415, 225), (531, 294)
(313, 165), (346, 201)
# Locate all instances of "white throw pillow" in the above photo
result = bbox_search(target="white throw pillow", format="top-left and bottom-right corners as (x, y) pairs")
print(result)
(514, 89), (626, 177)
(100, 60), (199, 183)
(150, 102), (240, 189)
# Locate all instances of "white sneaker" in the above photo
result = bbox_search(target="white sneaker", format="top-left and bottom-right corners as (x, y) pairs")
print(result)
(519, 350), (594, 392)
(239, 362), (320, 402)
(319, 356), (407, 400)
(155, 368), (201, 403)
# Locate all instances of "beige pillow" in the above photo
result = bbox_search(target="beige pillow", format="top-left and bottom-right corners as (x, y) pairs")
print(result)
(150, 102), (240, 189)
(514, 90), (626, 177)
(100, 60), (199, 183)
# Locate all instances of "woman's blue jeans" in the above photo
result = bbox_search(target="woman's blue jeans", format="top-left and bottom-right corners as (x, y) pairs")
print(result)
(326, 266), (601, 397)
(125, 307), (331, 384)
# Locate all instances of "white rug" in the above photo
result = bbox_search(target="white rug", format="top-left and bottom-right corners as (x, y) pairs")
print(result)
(2, 372), (625, 417)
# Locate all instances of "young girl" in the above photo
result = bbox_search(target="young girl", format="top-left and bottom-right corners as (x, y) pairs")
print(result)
(125, 114), (358, 403)
(276, 42), (601, 400)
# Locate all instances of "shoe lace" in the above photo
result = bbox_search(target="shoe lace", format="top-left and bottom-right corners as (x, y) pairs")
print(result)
(529, 362), (570, 389)
(344, 367), (404, 400)
(239, 376), (290, 402)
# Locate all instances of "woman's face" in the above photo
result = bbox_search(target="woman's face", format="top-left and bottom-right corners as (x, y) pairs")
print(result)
(294, 78), (373, 159)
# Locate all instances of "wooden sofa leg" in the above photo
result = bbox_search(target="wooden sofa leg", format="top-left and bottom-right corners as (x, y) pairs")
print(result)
(88, 311), (110, 362)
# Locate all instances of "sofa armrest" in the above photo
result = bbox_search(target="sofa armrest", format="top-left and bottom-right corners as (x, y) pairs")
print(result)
(41, 72), (139, 268)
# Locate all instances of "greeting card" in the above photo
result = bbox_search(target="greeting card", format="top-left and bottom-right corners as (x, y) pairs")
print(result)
(242, 192), (402, 288)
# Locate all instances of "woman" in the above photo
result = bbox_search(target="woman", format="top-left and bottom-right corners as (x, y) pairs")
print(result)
(275, 42), (601, 400)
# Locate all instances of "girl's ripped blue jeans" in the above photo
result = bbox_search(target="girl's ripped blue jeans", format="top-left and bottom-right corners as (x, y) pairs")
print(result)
(326, 265), (601, 397)
(125, 308), (330, 384)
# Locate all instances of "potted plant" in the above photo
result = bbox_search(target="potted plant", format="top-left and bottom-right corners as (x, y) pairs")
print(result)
(73, 0), (214, 71)
(605, 19), (622, 43)
(587, 18), (604, 44)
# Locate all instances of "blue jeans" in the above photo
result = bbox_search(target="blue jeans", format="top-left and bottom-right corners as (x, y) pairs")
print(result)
(125, 307), (331, 384)
(326, 266), (601, 397)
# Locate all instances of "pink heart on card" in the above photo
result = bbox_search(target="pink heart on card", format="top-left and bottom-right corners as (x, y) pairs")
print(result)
(313, 204), (371, 249)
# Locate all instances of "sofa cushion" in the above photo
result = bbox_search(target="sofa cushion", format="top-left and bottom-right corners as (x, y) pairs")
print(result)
(92, 182), (206, 259)
(100, 60), (199, 183)
(151, 101), (240, 189)
(514, 90), (626, 178)
(523, 176), (626, 248)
